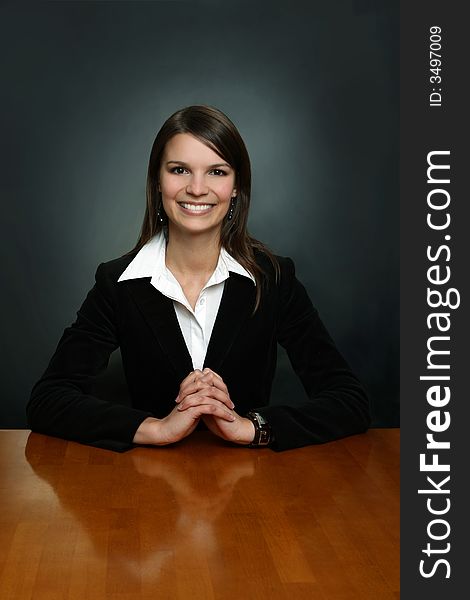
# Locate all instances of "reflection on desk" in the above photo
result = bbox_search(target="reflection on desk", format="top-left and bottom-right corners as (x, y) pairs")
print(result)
(0, 429), (399, 599)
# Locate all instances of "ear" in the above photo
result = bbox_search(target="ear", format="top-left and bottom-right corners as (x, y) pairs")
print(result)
(232, 189), (237, 198)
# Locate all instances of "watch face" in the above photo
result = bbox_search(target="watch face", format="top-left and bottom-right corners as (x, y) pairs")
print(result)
(256, 413), (267, 426)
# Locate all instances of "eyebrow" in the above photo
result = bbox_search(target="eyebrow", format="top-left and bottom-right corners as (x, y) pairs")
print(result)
(165, 160), (232, 169)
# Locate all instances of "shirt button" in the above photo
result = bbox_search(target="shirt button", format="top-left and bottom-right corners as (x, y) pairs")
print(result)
(199, 298), (205, 306)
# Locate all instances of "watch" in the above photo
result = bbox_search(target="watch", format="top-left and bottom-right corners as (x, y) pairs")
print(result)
(246, 411), (272, 447)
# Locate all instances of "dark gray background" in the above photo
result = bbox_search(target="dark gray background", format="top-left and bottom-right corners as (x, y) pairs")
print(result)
(0, 0), (398, 428)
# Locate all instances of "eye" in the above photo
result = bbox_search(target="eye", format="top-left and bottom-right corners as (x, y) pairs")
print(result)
(210, 169), (227, 176)
(170, 166), (188, 175)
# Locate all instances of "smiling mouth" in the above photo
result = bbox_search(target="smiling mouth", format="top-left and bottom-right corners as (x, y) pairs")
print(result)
(178, 202), (215, 212)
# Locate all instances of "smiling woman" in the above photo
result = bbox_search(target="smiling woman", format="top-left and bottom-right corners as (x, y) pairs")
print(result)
(159, 134), (237, 243)
(27, 105), (371, 452)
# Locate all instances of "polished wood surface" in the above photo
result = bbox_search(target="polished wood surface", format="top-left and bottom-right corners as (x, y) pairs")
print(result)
(0, 429), (399, 599)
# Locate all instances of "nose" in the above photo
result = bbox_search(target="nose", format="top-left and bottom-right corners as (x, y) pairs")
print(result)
(186, 173), (209, 197)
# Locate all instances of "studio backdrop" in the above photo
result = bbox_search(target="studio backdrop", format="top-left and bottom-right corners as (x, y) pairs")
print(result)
(0, 0), (399, 429)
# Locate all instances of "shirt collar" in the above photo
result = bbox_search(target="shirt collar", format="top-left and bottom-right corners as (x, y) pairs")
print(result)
(118, 231), (256, 287)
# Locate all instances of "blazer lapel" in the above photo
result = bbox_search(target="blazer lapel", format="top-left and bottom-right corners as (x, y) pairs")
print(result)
(122, 273), (255, 377)
(124, 278), (193, 379)
(204, 273), (256, 372)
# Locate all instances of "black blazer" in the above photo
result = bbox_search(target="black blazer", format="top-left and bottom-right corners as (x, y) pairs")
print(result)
(27, 251), (370, 452)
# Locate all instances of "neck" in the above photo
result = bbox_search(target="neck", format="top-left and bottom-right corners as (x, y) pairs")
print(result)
(165, 227), (221, 277)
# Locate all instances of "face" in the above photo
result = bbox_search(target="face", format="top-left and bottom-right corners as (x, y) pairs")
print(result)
(158, 133), (237, 238)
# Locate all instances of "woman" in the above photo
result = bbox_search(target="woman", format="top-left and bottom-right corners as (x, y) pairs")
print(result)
(27, 105), (370, 452)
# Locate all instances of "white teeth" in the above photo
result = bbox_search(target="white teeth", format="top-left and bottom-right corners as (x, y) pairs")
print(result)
(180, 203), (213, 212)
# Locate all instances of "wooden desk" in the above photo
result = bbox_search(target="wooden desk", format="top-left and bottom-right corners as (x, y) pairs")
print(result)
(0, 429), (399, 600)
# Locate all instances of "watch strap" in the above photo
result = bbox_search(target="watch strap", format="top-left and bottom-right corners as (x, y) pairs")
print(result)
(246, 410), (272, 447)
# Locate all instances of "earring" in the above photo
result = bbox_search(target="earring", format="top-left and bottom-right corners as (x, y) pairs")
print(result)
(157, 201), (169, 242)
(157, 195), (166, 224)
(227, 197), (236, 221)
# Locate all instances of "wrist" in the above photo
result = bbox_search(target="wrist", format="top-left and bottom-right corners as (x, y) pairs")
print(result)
(235, 417), (256, 445)
(133, 417), (168, 445)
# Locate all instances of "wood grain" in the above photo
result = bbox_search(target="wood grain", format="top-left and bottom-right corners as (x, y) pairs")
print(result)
(0, 429), (399, 599)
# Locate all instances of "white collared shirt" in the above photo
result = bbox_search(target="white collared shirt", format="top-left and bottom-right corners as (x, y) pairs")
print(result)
(118, 232), (255, 370)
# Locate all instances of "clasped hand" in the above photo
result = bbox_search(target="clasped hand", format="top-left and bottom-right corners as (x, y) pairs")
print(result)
(133, 368), (255, 446)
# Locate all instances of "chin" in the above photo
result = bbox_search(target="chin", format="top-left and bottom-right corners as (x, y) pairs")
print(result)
(169, 219), (224, 237)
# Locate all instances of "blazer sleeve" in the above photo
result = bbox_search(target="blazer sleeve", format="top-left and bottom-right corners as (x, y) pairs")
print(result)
(257, 257), (371, 451)
(26, 263), (153, 451)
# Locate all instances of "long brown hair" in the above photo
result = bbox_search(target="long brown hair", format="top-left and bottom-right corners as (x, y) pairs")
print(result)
(130, 105), (279, 310)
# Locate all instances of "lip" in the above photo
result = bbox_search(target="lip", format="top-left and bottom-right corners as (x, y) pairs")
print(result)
(177, 201), (216, 215)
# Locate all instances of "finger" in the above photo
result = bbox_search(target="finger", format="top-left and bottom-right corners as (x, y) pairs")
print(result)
(196, 371), (229, 394)
(180, 369), (203, 388)
(186, 403), (236, 422)
(182, 386), (233, 409)
(201, 367), (223, 381)
(178, 387), (235, 411)
(177, 372), (230, 403)
(176, 378), (214, 403)
(177, 369), (203, 398)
